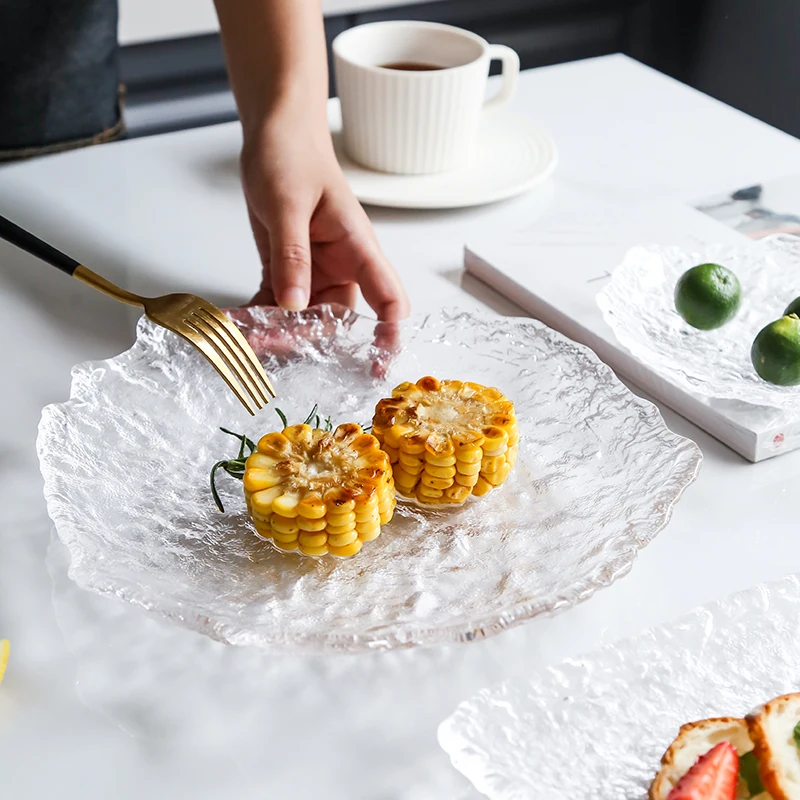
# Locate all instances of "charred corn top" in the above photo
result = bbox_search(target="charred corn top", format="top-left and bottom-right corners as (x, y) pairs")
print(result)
(243, 423), (396, 557)
(372, 377), (518, 505)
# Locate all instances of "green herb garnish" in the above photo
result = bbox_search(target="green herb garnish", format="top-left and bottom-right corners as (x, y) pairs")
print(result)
(210, 428), (256, 512)
(738, 751), (765, 796)
(794, 719), (800, 750)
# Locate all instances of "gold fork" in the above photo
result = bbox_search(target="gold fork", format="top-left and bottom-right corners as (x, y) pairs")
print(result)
(0, 213), (275, 415)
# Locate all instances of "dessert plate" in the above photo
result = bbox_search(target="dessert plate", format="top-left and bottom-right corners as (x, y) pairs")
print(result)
(38, 306), (699, 653)
(597, 238), (800, 410)
(439, 574), (800, 800)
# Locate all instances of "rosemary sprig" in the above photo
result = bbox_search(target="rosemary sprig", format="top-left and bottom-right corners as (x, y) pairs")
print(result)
(210, 427), (256, 512)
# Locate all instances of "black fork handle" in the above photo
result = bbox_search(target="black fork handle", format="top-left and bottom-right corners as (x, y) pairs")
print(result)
(0, 213), (81, 275)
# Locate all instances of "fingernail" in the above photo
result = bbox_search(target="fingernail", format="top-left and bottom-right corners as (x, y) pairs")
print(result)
(282, 287), (308, 312)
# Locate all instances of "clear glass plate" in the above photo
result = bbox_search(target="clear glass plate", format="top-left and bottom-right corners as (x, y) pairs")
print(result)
(596, 240), (800, 410)
(37, 306), (701, 653)
(438, 574), (800, 800)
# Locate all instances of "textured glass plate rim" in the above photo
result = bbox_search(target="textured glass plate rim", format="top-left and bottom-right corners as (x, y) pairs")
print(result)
(436, 572), (800, 799)
(37, 306), (702, 653)
(596, 242), (800, 409)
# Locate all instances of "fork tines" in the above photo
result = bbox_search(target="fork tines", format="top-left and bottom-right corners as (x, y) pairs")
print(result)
(179, 306), (276, 415)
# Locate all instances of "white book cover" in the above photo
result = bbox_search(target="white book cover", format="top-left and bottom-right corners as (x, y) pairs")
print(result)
(464, 181), (800, 462)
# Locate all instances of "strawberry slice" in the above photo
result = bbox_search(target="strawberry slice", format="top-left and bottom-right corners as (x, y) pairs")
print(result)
(666, 741), (739, 800)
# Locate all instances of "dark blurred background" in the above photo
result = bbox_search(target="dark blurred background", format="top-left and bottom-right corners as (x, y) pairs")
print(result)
(121, 0), (800, 140)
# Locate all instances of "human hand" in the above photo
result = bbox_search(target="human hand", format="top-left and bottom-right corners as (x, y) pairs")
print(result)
(240, 103), (410, 322)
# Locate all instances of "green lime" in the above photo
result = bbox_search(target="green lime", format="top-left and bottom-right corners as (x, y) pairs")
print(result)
(674, 263), (742, 330)
(751, 315), (800, 385)
(784, 296), (800, 317)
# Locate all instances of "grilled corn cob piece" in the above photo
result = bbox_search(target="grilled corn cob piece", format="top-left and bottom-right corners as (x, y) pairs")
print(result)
(243, 423), (395, 557)
(372, 377), (518, 505)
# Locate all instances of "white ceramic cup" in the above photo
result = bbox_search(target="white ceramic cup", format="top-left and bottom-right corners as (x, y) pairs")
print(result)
(332, 21), (520, 175)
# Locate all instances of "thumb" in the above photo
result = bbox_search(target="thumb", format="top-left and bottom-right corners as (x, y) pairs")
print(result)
(268, 210), (312, 312)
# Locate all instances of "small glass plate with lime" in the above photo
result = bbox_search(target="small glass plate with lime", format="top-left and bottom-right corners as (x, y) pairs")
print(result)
(596, 240), (800, 410)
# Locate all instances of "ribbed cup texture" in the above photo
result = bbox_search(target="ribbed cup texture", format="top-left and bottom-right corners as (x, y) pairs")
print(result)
(335, 57), (488, 175)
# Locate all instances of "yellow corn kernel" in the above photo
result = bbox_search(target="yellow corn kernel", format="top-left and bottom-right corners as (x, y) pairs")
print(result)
(445, 484), (471, 503)
(417, 484), (444, 499)
(455, 471), (479, 487)
(273, 539), (300, 551)
(254, 522), (272, 539)
(324, 487), (356, 514)
(424, 453), (456, 468)
(425, 433), (455, 457)
(383, 426), (401, 449)
(246, 452), (280, 470)
(326, 521), (356, 537)
(355, 506), (379, 522)
(455, 460), (481, 476)
(455, 448), (482, 465)
(298, 531), (328, 548)
(257, 431), (292, 458)
(272, 492), (301, 518)
(391, 381), (415, 396)
(478, 387), (505, 402)
(416, 491), (443, 505)
(421, 474), (452, 490)
(283, 424), (314, 448)
(383, 445), (400, 463)
(327, 510), (356, 528)
(398, 433), (426, 455)
(379, 509), (394, 525)
(297, 516), (327, 532)
(395, 470), (419, 489)
(250, 486), (283, 515)
(481, 426), (509, 451)
(299, 543), (329, 556)
(416, 376), (441, 391)
(271, 514), (300, 535)
(328, 530), (358, 548)
(472, 476), (493, 496)
(424, 464), (457, 480)
(243, 469), (281, 493)
(356, 519), (381, 538)
(484, 462), (512, 486)
(330, 539), (363, 557)
(272, 529), (300, 544)
(489, 413), (516, 431)
(398, 450), (423, 469)
(297, 493), (326, 519)
(453, 430), (485, 450)
(350, 433), (376, 452)
(333, 423), (363, 445)
(357, 526), (381, 543)
(252, 509), (270, 525)
(481, 454), (506, 474)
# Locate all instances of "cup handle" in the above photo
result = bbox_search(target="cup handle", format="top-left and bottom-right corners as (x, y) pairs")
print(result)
(483, 44), (520, 113)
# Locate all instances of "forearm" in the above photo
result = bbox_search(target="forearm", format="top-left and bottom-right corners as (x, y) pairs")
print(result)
(214, 0), (329, 138)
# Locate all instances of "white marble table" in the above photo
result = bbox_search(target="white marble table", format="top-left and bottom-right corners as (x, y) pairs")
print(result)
(2, 54), (800, 799)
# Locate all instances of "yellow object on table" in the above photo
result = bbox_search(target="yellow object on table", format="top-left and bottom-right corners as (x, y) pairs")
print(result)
(0, 639), (9, 685)
(243, 423), (396, 557)
(372, 377), (518, 505)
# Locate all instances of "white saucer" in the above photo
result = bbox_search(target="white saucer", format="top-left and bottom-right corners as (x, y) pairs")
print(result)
(329, 101), (558, 210)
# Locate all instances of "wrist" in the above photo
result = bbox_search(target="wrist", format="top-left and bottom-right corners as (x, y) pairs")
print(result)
(241, 90), (332, 151)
